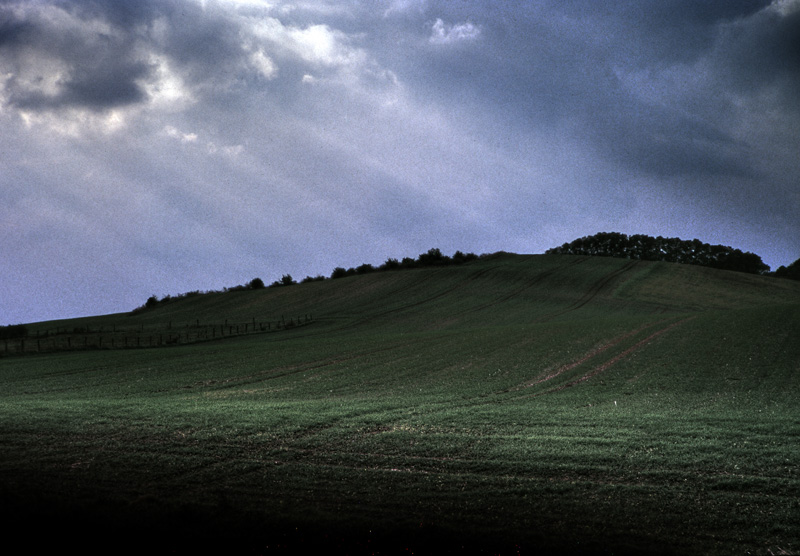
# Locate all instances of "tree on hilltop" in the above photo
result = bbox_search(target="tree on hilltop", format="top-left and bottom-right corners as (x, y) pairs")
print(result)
(270, 274), (297, 287)
(248, 277), (265, 289)
(418, 248), (449, 266)
(775, 258), (800, 280)
(546, 232), (770, 275)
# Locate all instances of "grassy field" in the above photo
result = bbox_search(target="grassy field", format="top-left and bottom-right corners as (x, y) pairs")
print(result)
(1, 254), (799, 554)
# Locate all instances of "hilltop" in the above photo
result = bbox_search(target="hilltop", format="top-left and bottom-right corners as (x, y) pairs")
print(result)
(18, 251), (799, 331)
(545, 232), (773, 274)
(1, 254), (798, 554)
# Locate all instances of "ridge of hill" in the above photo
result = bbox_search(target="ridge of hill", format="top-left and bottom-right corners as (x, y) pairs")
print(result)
(24, 253), (800, 329)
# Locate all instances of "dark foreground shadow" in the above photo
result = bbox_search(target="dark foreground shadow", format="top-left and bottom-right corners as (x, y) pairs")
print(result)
(1, 494), (678, 556)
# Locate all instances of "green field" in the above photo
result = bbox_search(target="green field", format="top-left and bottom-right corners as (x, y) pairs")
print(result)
(1, 254), (799, 554)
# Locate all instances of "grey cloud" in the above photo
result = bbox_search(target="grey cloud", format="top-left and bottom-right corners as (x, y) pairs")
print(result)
(153, 4), (246, 76)
(59, 0), (166, 26)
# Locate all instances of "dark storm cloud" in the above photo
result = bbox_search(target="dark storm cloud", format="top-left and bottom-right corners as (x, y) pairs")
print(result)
(713, 3), (800, 97)
(10, 59), (152, 111)
(0, 10), (28, 47)
(556, 0), (773, 64)
(65, 0), (166, 27)
(386, 0), (797, 180)
(0, 1), (154, 111)
(0, 0), (263, 114)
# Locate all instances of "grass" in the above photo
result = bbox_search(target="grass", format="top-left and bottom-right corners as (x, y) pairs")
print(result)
(1, 254), (799, 554)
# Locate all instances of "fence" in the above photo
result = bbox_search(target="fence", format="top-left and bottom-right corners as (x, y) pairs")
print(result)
(1, 314), (313, 356)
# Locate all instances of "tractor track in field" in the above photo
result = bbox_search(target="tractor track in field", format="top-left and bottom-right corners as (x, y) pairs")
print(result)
(553, 316), (695, 390)
(454, 256), (590, 315)
(176, 339), (424, 392)
(521, 316), (695, 397)
(531, 259), (641, 322)
(509, 319), (671, 391)
(329, 257), (590, 329)
(335, 266), (499, 329)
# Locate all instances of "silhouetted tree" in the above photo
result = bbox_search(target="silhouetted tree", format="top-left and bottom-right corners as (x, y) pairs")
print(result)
(418, 248), (449, 266)
(400, 257), (418, 269)
(775, 258), (800, 280)
(381, 258), (401, 270)
(248, 277), (265, 289)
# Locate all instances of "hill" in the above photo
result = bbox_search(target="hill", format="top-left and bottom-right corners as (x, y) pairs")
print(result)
(1, 254), (799, 554)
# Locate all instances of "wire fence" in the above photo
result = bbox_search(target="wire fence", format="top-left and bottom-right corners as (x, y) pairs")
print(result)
(1, 314), (313, 356)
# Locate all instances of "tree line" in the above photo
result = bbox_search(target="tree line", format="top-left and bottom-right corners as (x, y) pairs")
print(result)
(129, 237), (799, 315)
(132, 248), (480, 313)
(545, 232), (783, 275)
(328, 248), (479, 280)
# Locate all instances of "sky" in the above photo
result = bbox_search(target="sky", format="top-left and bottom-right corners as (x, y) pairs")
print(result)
(1, 0), (799, 324)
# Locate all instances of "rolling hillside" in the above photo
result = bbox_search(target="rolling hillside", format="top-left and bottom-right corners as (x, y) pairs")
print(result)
(1, 254), (799, 554)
